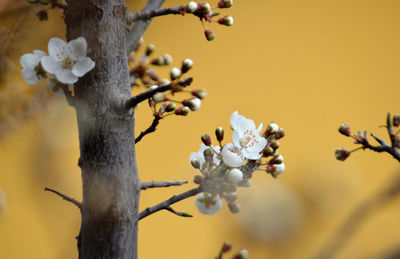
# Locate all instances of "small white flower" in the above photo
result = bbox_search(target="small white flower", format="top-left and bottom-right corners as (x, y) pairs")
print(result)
(41, 37), (95, 84)
(221, 143), (244, 167)
(20, 50), (46, 84)
(188, 98), (201, 111)
(195, 192), (222, 215)
(227, 168), (243, 184)
(231, 111), (267, 160)
(186, 1), (198, 13)
(170, 67), (181, 80)
(190, 144), (220, 171)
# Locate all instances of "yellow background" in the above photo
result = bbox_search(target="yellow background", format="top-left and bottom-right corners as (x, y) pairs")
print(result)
(1, 0), (400, 258)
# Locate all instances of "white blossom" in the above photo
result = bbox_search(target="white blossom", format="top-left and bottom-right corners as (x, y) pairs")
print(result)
(221, 143), (244, 167)
(195, 192), (222, 215)
(231, 111), (267, 160)
(274, 163), (285, 176)
(227, 168), (243, 184)
(190, 144), (220, 171)
(20, 50), (46, 84)
(41, 37), (95, 84)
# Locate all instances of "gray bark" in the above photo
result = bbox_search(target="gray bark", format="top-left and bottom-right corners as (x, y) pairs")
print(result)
(64, 1), (142, 258)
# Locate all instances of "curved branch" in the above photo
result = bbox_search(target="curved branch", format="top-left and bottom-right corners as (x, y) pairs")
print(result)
(141, 180), (188, 190)
(139, 186), (202, 220)
(44, 187), (81, 210)
(126, 0), (165, 55)
(125, 77), (193, 110)
(135, 115), (161, 143)
(127, 6), (184, 24)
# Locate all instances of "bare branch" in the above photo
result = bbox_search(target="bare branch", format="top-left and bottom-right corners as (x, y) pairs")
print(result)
(126, 0), (166, 55)
(135, 115), (161, 143)
(313, 173), (400, 259)
(125, 77), (193, 110)
(362, 134), (400, 162)
(165, 207), (193, 217)
(141, 180), (188, 190)
(127, 6), (184, 24)
(139, 186), (202, 220)
(44, 187), (81, 210)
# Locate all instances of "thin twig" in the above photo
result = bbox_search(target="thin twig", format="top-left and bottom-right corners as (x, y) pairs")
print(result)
(127, 5), (185, 24)
(362, 134), (400, 162)
(44, 187), (82, 210)
(125, 77), (193, 110)
(126, 0), (166, 55)
(139, 186), (202, 220)
(135, 115), (161, 143)
(313, 173), (400, 259)
(165, 207), (193, 217)
(141, 180), (188, 190)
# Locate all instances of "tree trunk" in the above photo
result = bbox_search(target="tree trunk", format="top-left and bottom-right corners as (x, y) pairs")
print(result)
(65, 1), (140, 258)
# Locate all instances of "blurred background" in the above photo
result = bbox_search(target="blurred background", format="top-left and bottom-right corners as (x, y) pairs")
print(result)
(1, 0), (400, 258)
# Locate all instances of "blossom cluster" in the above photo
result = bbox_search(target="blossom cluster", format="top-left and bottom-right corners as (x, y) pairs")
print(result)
(184, 0), (234, 41)
(129, 39), (206, 118)
(191, 111), (286, 215)
(20, 37), (95, 95)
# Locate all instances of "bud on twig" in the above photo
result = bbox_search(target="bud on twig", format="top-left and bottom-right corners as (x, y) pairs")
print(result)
(393, 114), (400, 127)
(263, 146), (274, 157)
(191, 159), (201, 169)
(152, 93), (166, 103)
(215, 127), (224, 141)
(165, 102), (176, 112)
(197, 2), (211, 15)
(221, 241), (232, 253)
(275, 128), (286, 139)
(170, 67), (182, 80)
(174, 106), (190, 116)
(145, 44), (155, 56)
(228, 202), (241, 213)
(201, 134), (212, 146)
(233, 249), (248, 259)
(265, 122), (279, 137)
(335, 147), (350, 161)
(191, 89), (207, 99)
(218, 0), (233, 8)
(194, 175), (203, 184)
(205, 29), (216, 41)
(182, 98), (201, 111)
(181, 58), (194, 73)
(186, 1), (198, 13)
(217, 16), (234, 26)
(270, 140), (280, 150)
(338, 123), (351, 136)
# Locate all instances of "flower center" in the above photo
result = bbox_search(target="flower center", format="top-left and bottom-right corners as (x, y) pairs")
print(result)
(61, 56), (75, 70)
(239, 129), (259, 149)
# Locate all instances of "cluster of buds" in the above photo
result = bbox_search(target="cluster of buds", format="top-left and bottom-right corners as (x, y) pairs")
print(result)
(27, 0), (63, 21)
(215, 241), (248, 259)
(184, 1), (234, 41)
(191, 111), (286, 215)
(335, 113), (400, 161)
(129, 39), (206, 119)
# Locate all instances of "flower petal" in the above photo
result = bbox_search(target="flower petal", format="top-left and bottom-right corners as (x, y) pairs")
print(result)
(33, 50), (46, 59)
(41, 56), (59, 74)
(48, 37), (68, 61)
(71, 57), (95, 77)
(21, 68), (39, 84)
(55, 67), (78, 84)
(232, 130), (242, 148)
(68, 37), (87, 58)
(195, 193), (222, 215)
(20, 53), (39, 69)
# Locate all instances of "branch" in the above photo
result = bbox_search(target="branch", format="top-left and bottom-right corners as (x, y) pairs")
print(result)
(126, 0), (166, 55)
(363, 133), (400, 162)
(313, 173), (400, 259)
(139, 186), (202, 220)
(125, 77), (193, 110)
(135, 115), (161, 143)
(44, 187), (81, 210)
(141, 180), (188, 190)
(127, 5), (184, 24)
(165, 207), (193, 217)
(61, 85), (75, 107)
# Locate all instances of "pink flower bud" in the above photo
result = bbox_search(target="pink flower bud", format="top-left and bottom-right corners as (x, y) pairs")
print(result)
(393, 114), (400, 127)
(338, 123), (351, 136)
(186, 1), (198, 13)
(218, 0), (233, 8)
(174, 106), (190, 116)
(145, 44), (155, 56)
(204, 29), (216, 41)
(335, 147), (350, 161)
(217, 15), (234, 26)
(228, 202), (241, 213)
(233, 249), (248, 259)
(191, 89), (207, 99)
(222, 241), (232, 253)
(215, 127), (224, 141)
(201, 134), (212, 146)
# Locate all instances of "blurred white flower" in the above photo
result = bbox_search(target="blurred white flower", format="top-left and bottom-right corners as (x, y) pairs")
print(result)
(221, 143), (244, 167)
(195, 192), (222, 215)
(20, 50), (46, 84)
(231, 111), (267, 160)
(41, 37), (95, 84)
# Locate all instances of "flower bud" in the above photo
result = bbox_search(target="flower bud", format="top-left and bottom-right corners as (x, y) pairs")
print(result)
(186, 1), (198, 13)
(191, 89), (207, 99)
(198, 2), (211, 15)
(335, 147), (350, 161)
(159, 79), (170, 86)
(204, 29), (216, 41)
(36, 9), (48, 21)
(158, 103), (168, 114)
(233, 249), (249, 259)
(263, 146), (274, 157)
(191, 159), (201, 169)
(215, 127), (224, 141)
(152, 93), (166, 103)
(338, 123), (351, 136)
(218, 0), (233, 8)
(222, 241), (232, 253)
(183, 98), (201, 111)
(393, 114), (400, 127)
(163, 54), (173, 65)
(203, 147), (214, 159)
(270, 140), (280, 150)
(174, 106), (190, 116)
(227, 168), (243, 184)
(265, 122), (279, 137)
(275, 128), (285, 139)
(146, 69), (160, 81)
(272, 154), (284, 164)
(170, 67), (182, 80)
(218, 15), (234, 26)
(165, 102), (176, 112)
(194, 175), (203, 184)
(151, 56), (165, 66)
(224, 193), (238, 202)
(145, 44), (155, 56)
(134, 37), (144, 52)
(266, 163), (285, 177)
(228, 202), (241, 213)
(201, 134), (212, 146)
(181, 58), (194, 73)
